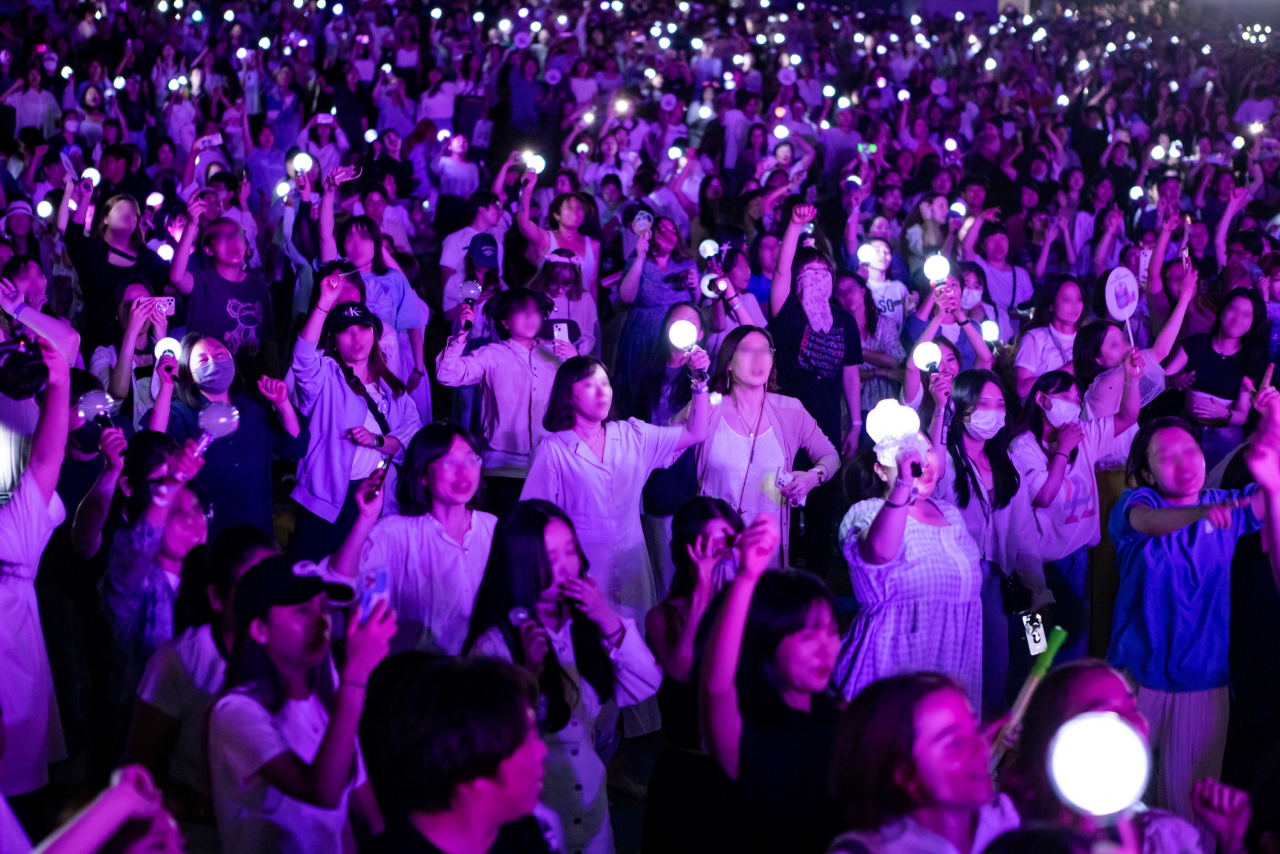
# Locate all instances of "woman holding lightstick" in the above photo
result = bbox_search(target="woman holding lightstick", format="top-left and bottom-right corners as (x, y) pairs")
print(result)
(836, 427), (984, 706)
(518, 176), (601, 298)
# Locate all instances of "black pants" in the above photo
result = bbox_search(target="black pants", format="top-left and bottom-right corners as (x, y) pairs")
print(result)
(791, 475), (842, 576)
(291, 481), (363, 562)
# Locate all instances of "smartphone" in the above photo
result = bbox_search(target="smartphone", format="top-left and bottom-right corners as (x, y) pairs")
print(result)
(317, 113), (334, 125)
(552, 322), (570, 342)
(60, 152), (75, 176)
(356, 34), (370, 43)
(82, 204), (95, 234)
(158, 296), (176, 316)
(358, 566), (391, 623)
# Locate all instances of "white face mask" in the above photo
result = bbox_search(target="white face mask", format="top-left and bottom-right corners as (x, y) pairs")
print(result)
(1043, 398), (1082, 429)
(960, 289), (982, 310)
(64, 119), (80, 133)
(796, 267), (834, 334)
(965, 409), (1005, 440)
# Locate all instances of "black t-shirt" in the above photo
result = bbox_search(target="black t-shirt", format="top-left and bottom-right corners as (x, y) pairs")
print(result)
(1183, 333), (1250, 402)
(771, 293), (863, 447)
(366, 816), (555, 854)
(187, 268), (275, 355)
(736, 692), (841, 854)
(63, 227), (172, 360)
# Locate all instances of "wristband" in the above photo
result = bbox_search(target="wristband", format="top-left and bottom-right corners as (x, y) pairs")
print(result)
(1052, 451), (1069, 460)
(12, 302), (26, 321)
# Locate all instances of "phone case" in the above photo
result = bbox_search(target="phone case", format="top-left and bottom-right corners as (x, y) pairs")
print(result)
(553, 323), (570, 342)
(359, 566), (391, 621)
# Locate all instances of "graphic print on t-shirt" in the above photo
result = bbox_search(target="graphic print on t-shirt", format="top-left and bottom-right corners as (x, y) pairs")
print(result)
(797, 324), (846, 379)
(224, 298), (264, 354)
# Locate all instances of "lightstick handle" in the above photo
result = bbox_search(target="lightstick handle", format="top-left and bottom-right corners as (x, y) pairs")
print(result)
(463, 298), (475, 331)
(194, 432), (215, 457)
(989, 626), (1068, 772)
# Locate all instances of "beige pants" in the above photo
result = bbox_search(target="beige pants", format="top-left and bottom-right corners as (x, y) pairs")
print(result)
(1137, 685), (1230, 853)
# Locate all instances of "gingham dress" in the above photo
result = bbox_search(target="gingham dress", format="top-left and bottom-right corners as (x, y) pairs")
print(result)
(834, 498), (983, 707)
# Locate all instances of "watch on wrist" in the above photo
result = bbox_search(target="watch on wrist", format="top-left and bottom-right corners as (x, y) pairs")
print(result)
(375, 435), (385, 448)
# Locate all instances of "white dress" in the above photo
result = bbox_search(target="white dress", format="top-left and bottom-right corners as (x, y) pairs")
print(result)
(834, 498), (983, 708)
(471, 617), (661, 854)
(0, 472), (67, 796)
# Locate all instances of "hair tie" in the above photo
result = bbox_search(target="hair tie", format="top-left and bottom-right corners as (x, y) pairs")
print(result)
(544, 253), (582, 267)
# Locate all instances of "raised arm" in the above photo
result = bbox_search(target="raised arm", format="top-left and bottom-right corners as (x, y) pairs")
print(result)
(617, 230), (650, 305)
(769, 203), (815, 316)
(328, 472), (384, 581)
(856, 446), (920, 564)
(700, 515), (779, 780)
(516, 175), (549, 255)
(1151, 264), (1198, 361)
(319, 165), (362, 262)
(1093, 206), (1123, 278)
(169, 196), (207, 295)
(0, 281), (79, 364)
(672, 348), (712, 453)
(28, 339), (70, 503)
(71, 427), (127, 559)
(1214, 186), (1249, 273)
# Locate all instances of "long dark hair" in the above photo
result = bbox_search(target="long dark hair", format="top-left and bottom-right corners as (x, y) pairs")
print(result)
(737, 570), (836, 723)
(462, 500), (614, 732)
(945, 369), (1020, 510)
(397, 423), (485, 515)
(1211, 287), (1269, 382)
(340, 215), (389, 274)
(319, 305), (408, 398)
(175, 332), (244, 409)
(1018, 275), (1085, 336)
(914, 336), (961, 435)
(667, 497), (743, 601)
(831, 672), (965, 830)
(177, 524), (278, 632)
(697, 174), (723, 239)
(543, 356), (616, 432)
(1071, 319), (1119, 392)
(633, 302), (701, 422)
(710, 325), (780, 395)
(1011, 371), (1080, 465)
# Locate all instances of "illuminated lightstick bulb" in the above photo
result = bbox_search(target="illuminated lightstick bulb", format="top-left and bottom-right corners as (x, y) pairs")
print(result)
(292, 152), (314, 174)
(364, 128), (378, 143)
(856, 244), (876, 265)
(668, 319), (707, 384)
(698, 239), (720, 259)
(156, 244), (175, 261)
(276, 181), (292, 199)
(82, 168), (101, 187)
(923, 254), (950, 283)
(1048, 712), (1150, 818)
(526, 155), (546, 174)
(1129, 186), (1144, 201)
(77, 390), (120, 427)
(912, 341), (942, 372)
(146, 192), (165, 208)
(508, 606), (531, 627)
(460, 280), (482, 331)
(864, 398), (924, 475)
(438, 129), (452, 142)
(36, 201), (53, 219)
(700, 274), (729, 300)
(774, 125), (790, 139)
(632, 211), (653, 235)
(154, 337), (181, 360)
(981, 321), (1000, 343)
(194, 401), (241, 457)
(583, 111), (595, 125)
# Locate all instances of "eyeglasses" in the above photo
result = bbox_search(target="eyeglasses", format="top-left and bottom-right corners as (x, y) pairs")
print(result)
(437, 454), (482, 473)
(736, 346), (776, 360)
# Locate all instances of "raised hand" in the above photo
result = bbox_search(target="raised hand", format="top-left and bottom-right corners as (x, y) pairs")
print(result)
(353, 466), (387, 519)
(346, 426), (380, 448)
(791, 204), (817, 225)
(687, 345), (711, 374)
(256, 376), (290, 407)
(929, 372), (953, 408)
(1056, 421), (1085, 453)
(165, 439), (205, 484)
(1123, 347), (1145, 381)
(154, 353), (178, 388)
(100, 426), (128, 472)
(0, 278), (25, 317)
(518, 619), (550, 677)
(1190, 779), (1251, 854)
(736, 513), (781, 578)
(344, 600), (397, 683)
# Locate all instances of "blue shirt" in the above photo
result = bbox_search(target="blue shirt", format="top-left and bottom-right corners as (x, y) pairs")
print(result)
(1107, 485), (1262, 692)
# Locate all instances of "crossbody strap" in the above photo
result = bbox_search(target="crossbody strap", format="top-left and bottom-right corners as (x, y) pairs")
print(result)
(339, 361), (392, 434)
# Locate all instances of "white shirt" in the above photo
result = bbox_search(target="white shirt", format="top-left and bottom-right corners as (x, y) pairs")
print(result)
(1015, 326), (1076, 375)
(867, 277), (910, 330)
(521, 420), (684, 626)
(210, 688), (367, 854)
(829, 793), (1020, 854)
(349, 383), (386, 481)
(701, 422), (786, 566)
(0, 472), (67, 796)
(471, 617), (660, 854)
(351, 511), (496, 655)
(1010, 417), (1123, 561)
(973, 257), (1033, 330)
(90, 345), (157, 432)
(136, 624), (226, 795)
(440, 221), (508, 283)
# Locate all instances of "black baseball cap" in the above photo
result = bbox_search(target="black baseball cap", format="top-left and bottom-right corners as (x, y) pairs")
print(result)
(468, 233), (499, 269)
(234, 554), (357, 625)
(325, 301), (385, 338)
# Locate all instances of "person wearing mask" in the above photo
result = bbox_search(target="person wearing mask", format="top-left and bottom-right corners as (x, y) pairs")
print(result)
(292, 287), (422, 561)
(330, 424), (497, 656)
(902, 276), (995, 377)
(1108, 414), (1280, 844)
(1008, 360), (1141, 663)
(465, 500), (663, 854)
(436, 290), (572, 514)
(689, 326), (840, 569)
(146, 333), (305, 540)
(768, 204), (863, 574)
(700, 514), (842, 854)
(934, 370), (1046, 718)
(90, 283), (168, 431)
(208, 555), (391, 854)
(642, 497), (743, 854)
(125, 525), (279, 847)
(827, 672), (1020, 854)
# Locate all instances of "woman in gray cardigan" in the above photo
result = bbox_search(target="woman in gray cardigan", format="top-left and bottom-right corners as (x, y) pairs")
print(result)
(677, 325), (840, 569)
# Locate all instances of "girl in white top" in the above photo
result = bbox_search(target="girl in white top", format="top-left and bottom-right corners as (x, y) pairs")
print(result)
(1007, 362), (1142, 661)
(1013, 277), (1086, 400)
(528, 250), (601, 357)
(128, 526), (279, 840)
(208, 555), (392, 854)
(330, 425), (499, 656)
(518, 181), (601, 299)
(521, 355), (711, 633)
(295, 116), (351, 180)
(432, 132), (481, 198)
(416, 68), (470, 133)
(464, 500), (662, 854)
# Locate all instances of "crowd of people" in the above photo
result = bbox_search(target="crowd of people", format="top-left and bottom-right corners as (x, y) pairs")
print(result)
(0, 0), (1277, 851)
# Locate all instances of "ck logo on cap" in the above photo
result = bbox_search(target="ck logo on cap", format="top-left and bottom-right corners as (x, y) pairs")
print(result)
(344, 306), (362, 318)
(479, 245), (496, 258)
